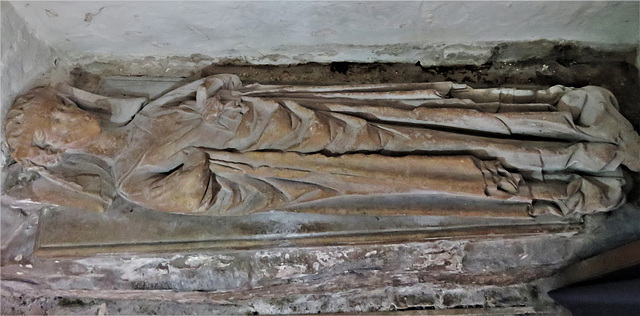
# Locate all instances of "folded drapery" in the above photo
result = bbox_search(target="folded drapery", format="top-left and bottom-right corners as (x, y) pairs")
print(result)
(5, 74), (639, 217)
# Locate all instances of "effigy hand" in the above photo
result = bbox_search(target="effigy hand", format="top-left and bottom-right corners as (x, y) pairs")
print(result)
(195, 84), (240, 123)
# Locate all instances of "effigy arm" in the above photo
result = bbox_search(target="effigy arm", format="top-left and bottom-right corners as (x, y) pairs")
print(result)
(116, 147), (217, 214)
(56, 83), (147, 124)
(3, 155), (116, 213)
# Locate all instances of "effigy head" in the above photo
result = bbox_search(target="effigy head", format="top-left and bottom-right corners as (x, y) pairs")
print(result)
(4, 87), (101, 167)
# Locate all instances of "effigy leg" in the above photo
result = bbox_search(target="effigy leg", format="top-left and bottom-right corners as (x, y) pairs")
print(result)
(202, 150), (625, 216)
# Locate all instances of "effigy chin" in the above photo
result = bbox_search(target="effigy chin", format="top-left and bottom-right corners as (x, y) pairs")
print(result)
(3, 74), (639, 256)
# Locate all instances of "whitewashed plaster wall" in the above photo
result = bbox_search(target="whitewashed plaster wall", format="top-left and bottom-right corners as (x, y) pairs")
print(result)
(1, 2), (57, 115)
(6, 1), (639, 66)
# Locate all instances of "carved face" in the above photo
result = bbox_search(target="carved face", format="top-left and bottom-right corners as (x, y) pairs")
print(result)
(5, 88), (101, 166)
(42, 97), (100, 149)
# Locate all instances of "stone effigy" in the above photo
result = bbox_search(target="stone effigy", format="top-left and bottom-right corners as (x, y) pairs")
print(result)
(4, 74), (640, 217)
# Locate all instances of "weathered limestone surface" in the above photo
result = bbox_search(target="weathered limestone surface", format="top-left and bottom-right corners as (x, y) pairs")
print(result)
(2, 57), (640, 314)
(2, 203), (640, 314)
(2, 1), (639, 312)
(4, 75), (639, 219)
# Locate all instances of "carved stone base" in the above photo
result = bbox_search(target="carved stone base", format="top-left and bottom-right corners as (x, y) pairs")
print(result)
(34, 197), (579, 257)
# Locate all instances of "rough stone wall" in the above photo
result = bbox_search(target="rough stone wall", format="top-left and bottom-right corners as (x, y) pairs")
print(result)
(2, 203), (640, 315)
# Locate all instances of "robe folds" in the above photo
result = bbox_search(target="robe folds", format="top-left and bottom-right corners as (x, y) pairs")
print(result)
(112, 75), (640, 217)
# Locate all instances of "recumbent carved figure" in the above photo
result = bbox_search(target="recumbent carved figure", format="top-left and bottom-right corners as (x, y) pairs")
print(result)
(4, 74), (640, 217)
